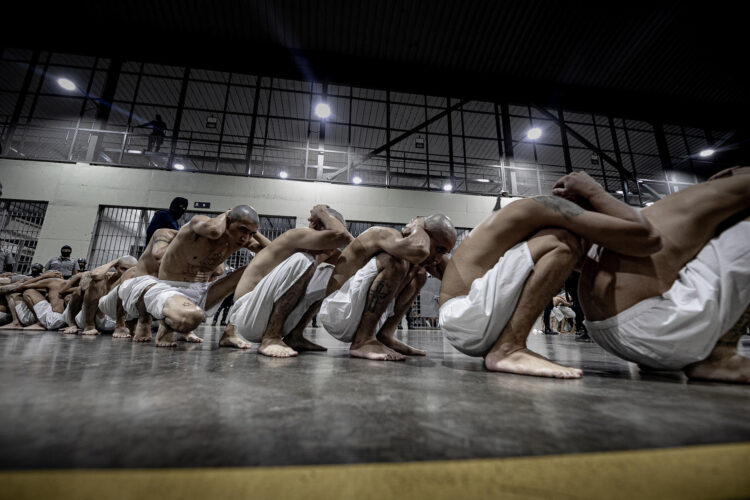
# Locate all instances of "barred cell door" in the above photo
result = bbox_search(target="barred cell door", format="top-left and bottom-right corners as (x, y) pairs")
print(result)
(0, 199), (49, 274)
(89, 205), (295, 270)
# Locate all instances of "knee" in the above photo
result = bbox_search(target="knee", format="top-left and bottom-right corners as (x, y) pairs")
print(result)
(548, 229), (584, 263)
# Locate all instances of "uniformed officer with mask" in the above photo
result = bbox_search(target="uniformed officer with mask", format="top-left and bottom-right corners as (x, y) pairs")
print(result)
(44, 245), (78, 279)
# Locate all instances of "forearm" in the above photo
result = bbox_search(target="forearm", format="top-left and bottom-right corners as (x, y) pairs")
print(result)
(318, 211), (353, 242)
(252, 232), (273, 248)
(92, 258), (120, 280)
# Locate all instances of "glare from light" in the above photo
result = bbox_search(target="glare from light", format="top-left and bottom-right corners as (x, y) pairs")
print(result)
(443, 183), (453, 191)
(314, 103), (331, 119)
(127, 149), (142, 155)
(173, 163), (185, 170)
(352, 176), (362, 184)
(279, 171), (288, 179)
(699, 149), (715, 158)
(527, 127), (542, 140)
(475, 178), (490, 183)
(57, 78), (77, 91)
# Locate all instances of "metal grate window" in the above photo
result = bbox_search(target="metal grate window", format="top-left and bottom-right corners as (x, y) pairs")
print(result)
(0, 199), (48, 274)
(88, 205), (294, 270)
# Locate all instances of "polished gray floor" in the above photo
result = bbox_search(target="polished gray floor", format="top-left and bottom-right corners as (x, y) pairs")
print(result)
(1, 326), (749, 469)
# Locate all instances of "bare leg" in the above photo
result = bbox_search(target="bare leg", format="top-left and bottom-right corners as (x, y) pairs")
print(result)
(258, 265), (315, 358)
(685, 305), (750, 383)
(350, 253), (408, 361)
(376, 266), (427, 356)
(485, 229), (584, 378)
(154, 322), (176, 347)
(0, 293), (24, 329)
(21, 290), (46, 331)
(219, 323), (253, 349)
(132, 286), (154, 343)
(81, 277), (105, 336)
(282, 299), (327, 352)
(112, 296), (131, 338)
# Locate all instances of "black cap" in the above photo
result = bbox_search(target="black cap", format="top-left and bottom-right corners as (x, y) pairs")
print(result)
(61, 245), (72, 251)
(170, 197), (188, 210)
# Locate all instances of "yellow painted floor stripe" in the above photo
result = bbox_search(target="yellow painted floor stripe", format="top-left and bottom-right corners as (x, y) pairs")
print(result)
(2, 443), (749, 500)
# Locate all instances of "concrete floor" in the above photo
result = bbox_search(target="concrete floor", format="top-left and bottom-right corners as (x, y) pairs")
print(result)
(1, 326), (749, 470)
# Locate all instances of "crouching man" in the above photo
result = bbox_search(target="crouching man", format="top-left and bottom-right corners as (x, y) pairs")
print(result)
(318, 214), (456, 361)
(223, 205), (352, 356)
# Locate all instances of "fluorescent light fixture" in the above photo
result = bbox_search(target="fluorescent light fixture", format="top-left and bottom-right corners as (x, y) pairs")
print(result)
(173, 163), (185, 170)
(526, 127), (542, 140)
(127, 149), (142, 154)
(443, 183), (453, 191)
(475, 178), (490, 183)
(352, 176), (362, 184)
(699, 149), (715, 157)
(279, 171), (288, 179)
(314, 103), (331, 119)
(57, 78), (76, 91)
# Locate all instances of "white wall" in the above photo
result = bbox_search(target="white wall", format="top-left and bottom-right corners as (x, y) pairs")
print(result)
(1, 159), (521, 264)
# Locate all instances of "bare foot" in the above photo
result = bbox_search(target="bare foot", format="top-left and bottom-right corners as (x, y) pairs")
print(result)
(283, 334), (327, 352)
(0, 322), (24, 330)
(350, 339), (405, 361)
(112, 326), (132, 339)
(176, 331), (203, 343)
(23, 323), (45, 331)
(258, 338), (298, 358)
(218, 324), (253, 349)
(685, 348), (750, 383)
(60, 325), (79, 335)
(378, 335), (425, 356)
(132, 321), (152, 342)
(484, 346), (582, 378)
(81, 328), (100, 336)
(155, 323), (176, 347)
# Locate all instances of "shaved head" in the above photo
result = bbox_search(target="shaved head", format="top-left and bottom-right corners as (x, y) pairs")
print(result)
(119, 255), (138, 266)
(228, 205), (259, 225)
(424, 213), (457, 242)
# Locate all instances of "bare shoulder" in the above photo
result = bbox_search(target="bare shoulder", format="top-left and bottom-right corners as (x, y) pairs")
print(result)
(529, 196), (584, 218)
(153, 228), (177, 241)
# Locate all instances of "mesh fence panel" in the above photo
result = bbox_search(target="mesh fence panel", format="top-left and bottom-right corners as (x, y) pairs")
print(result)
(0, 199), (48, 274)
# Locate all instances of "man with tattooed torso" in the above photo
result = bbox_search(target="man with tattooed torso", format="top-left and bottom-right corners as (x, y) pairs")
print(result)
(318, 214), (456, 361)
(438, 171), (662, 379)
(131, 205), (268, 347)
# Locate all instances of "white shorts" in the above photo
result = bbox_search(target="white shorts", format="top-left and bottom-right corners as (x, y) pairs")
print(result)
(585, 221), (750, 370)
(439, 242), (534, 356)
(33, 300), (67, 330)
(15, 302), (36, 326)
(318, 257), (395, 343)
(99, 284), (136, 321)
(282, 262), (334, 335)
(118, 275), (158, 319)
(228, 252), (315, 342)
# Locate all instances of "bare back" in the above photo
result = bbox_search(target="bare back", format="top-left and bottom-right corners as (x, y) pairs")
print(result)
(579, 174), (750, 320)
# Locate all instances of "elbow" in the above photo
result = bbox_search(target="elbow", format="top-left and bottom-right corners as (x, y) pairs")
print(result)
(629, 228), (663, 257)
(407, 248), (430, 265)
(333, 231), (354, 247)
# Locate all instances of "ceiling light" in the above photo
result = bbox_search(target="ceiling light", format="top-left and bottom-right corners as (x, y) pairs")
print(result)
(443, 183), (453, 191)
(352, 176), (362, 184)
(279, 171), (288, 179)
(475, 178), (490, 183)
(314, 103), (331, 119)
(527, 127), (542, 140)
(698, 149), (714, 158)
(173, 163), (185, 170)
(127, 149), (142, 154)
(57, 78), (76, 91)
